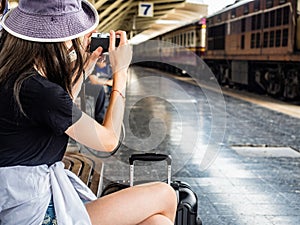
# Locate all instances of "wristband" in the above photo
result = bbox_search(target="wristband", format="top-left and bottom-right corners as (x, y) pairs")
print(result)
(111, 89), (125, 100)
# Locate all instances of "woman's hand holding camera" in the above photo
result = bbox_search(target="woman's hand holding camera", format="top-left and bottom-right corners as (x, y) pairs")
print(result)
(82, 30), (103, 77)
(84, 30), (131, 80)
(108, 30), (132, 94)
(108, 30), (132, 73)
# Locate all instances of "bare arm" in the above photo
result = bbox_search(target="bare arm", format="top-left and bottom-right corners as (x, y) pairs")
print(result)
(89, 74), (113, 86)
(65, 30), (132, 152)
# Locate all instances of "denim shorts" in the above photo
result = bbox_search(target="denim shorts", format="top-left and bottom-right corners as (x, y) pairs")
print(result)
(43, 198), (57, 225)
(42, 198), (90, 224)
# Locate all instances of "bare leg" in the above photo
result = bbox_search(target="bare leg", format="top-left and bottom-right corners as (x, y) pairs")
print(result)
(85, 182), (177, 225)
(138, 214), (174, 225)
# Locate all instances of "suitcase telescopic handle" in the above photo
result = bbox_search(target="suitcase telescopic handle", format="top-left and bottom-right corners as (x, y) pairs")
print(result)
(129, 153), (172, 165)
(129, 153), (172, 186)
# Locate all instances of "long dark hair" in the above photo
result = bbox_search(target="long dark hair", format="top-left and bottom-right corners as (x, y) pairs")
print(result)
(0, 30), (86, 114)
(0, 0), (6, 14)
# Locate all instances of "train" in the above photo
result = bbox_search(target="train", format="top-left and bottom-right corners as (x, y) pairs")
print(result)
(132, 17), (207, 77)
(133, 0), (300, 100)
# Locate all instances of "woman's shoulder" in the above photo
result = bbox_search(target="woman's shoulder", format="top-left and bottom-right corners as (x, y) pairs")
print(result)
(23, 73), (66, 96)
(25, 73), (61, 88)
(21, 73), (71, 107)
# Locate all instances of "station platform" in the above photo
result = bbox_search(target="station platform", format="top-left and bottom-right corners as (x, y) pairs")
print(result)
(81, 66), (300, 225)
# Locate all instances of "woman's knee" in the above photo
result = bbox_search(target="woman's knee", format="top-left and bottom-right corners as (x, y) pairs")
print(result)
(138, 214), (173, 225)
(154, 182), (177, 209)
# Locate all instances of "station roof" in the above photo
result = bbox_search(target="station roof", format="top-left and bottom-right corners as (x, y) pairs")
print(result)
(9, 0), (208, 45)
(91, 0), (208, 44)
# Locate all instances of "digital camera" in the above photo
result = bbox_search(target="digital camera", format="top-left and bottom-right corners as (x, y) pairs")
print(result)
(90, 33), (120, 53)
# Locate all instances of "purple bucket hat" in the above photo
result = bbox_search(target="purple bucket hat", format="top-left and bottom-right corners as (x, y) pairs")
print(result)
(1, 0), (99, 42)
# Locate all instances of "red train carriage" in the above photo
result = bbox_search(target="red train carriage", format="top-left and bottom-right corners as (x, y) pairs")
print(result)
(204, 0), (300, 99)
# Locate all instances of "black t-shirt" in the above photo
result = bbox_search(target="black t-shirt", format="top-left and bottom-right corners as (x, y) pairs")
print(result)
(0, 72), (82, 166)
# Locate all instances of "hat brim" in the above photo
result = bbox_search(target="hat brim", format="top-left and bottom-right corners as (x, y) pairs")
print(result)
(1, 0), (99, 42)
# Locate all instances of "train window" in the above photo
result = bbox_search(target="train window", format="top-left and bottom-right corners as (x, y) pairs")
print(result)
(213, 25), (225, 36)
(192, 30), (196, 46)
(244, 4), (249, 14)
(279, 0), (287, 4)
(241, 18), (246, 32)
(282, 29), (288, 47)
(270, 11), (275, 27)
(208, 27), (213, 37)
(241, 35), (245, 49)
(208, 24), (225, 50)
(180, 34), (183, 46)
(179, 35), (181, 45)
(208, 40), (213, 50)
(276, 8), (282, 26)
(266, 0), (273, 9)
(275, 30), (281, 47)
(186, 33), (189, 46)
(231, 8), (236, 18)
(269, 31), (275, 47)
(231, 21), (239, 34)
(191, 30), (196, 46)
(264, 12), (269, 28)
(215, 37), (225, 50)
(251, 15), (261, 31)
(254, 0), (260, 11)
(263, 32), (269, 48)
(283, 6), (289, 25)
(251, 15), (256, 30)
(251, 33), (255, 48)
(209, 38), (223, 50)
(256, 14), (261, 30)
(256, 33), (261, 48)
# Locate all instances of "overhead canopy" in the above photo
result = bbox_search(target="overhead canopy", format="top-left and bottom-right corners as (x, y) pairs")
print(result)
(8, 0), (208, 45)
(91, 0), (208, 44)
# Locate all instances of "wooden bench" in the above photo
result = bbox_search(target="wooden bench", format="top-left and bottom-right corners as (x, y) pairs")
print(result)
(62, 152), (104, 197)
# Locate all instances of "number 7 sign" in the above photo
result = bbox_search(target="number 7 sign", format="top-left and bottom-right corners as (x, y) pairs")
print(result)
(138, 2), (154, 17)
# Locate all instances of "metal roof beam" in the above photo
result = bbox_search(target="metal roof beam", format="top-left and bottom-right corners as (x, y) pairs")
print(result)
(94, 0), (109, 10)
(98, 1), (135, 32)
(97, 0), (134, 31)
(92, 1), (208, 44)
(98, 0), (124, 19)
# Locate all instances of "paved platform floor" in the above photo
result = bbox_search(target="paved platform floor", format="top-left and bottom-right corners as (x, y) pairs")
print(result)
(82, 66), (300, 225)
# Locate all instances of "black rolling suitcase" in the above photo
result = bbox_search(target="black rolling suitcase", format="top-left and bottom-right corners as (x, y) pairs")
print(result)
(101, 153), (202, 225)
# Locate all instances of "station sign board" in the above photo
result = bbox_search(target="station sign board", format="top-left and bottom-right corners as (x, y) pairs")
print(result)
(138, 2), (154, 17)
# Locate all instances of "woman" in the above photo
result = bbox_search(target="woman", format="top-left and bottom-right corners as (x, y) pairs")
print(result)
(0, 0), (177, 225)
